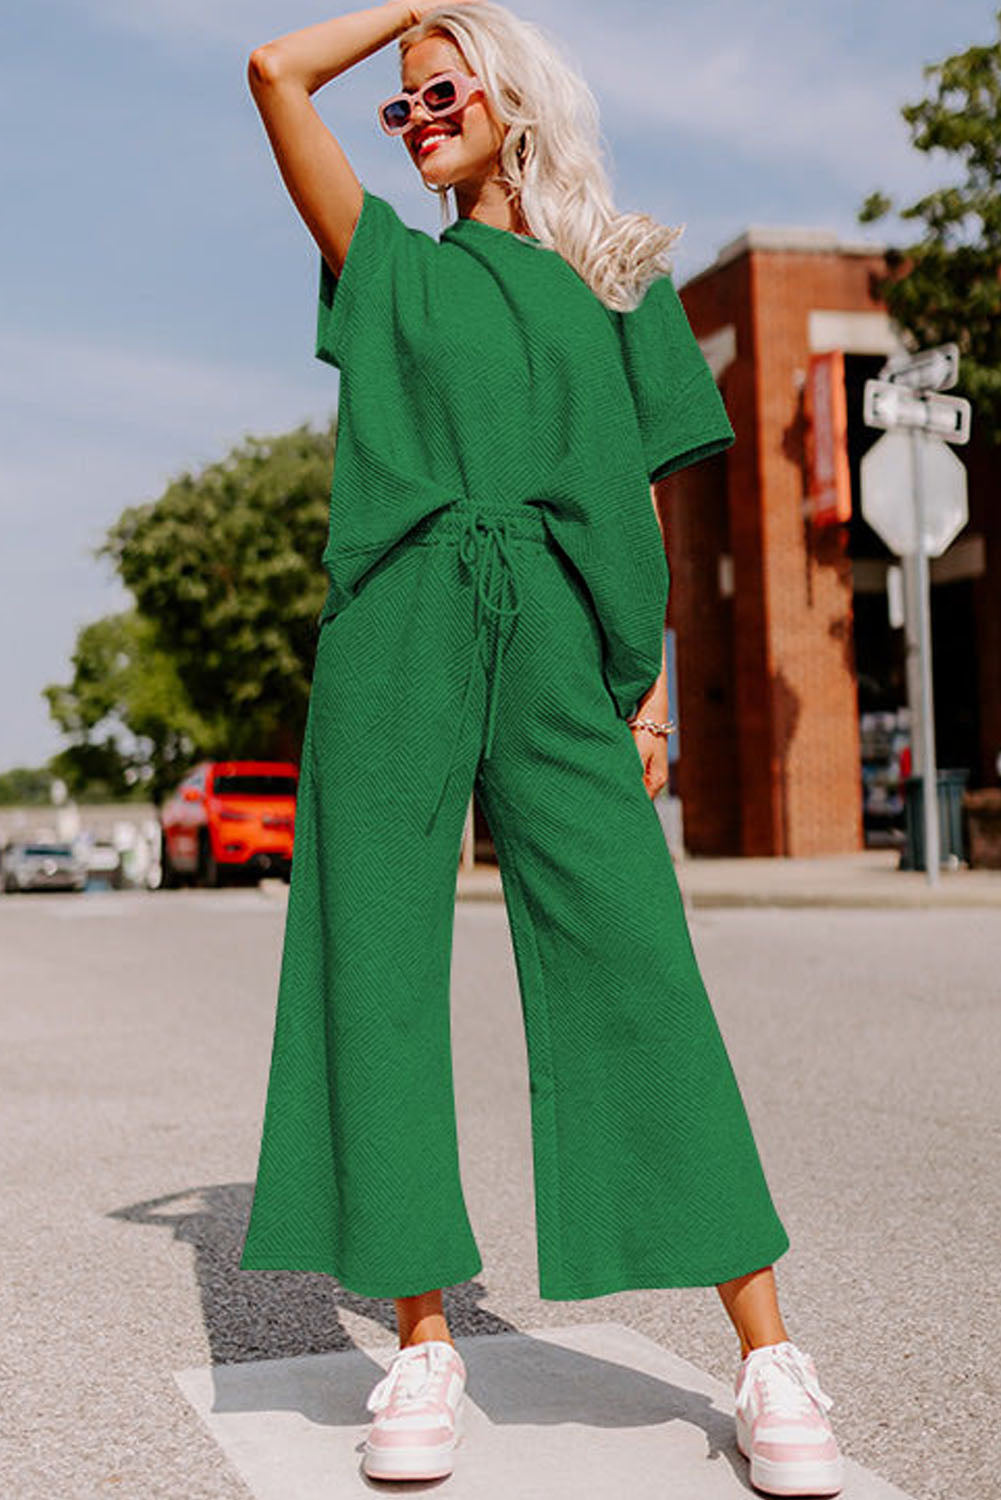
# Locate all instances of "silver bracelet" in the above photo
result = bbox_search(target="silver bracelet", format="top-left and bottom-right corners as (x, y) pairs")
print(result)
(626, 715), (676, 736)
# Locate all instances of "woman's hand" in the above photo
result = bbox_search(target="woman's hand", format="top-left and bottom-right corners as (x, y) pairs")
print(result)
(631, 724), (669, 800)
(629, 650), (670, 800)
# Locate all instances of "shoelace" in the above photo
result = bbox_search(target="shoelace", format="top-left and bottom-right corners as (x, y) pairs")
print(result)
(736, 1342), (835, 1424)
(366, 1342), (457, 1415)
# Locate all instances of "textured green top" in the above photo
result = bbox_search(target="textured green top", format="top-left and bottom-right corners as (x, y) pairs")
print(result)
(315, 187), (734, 719)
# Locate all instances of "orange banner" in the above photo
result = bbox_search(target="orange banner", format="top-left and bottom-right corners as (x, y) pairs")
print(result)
(805, 350), (852, 526)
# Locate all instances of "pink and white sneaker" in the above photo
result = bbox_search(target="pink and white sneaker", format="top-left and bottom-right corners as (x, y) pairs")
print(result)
(734, 1340), (844, 1496)
(361, 1338), (467, 1481)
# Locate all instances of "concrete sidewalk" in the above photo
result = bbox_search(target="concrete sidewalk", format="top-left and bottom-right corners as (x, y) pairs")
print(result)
(175, 1321), (914, 1500)
(457, 847), (1001, 909)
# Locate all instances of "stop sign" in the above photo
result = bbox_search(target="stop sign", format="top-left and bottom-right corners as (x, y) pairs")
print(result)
(860, 430), (968, 557)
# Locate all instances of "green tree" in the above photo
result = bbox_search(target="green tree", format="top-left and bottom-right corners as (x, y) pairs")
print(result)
(859, 9), (1001, 444)
(43, 610), (218, 803)
(98, 417), (336, 764)
(0, 766), (57, 807)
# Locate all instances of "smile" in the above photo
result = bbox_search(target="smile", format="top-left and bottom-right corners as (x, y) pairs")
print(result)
(416, 130), (456, 156)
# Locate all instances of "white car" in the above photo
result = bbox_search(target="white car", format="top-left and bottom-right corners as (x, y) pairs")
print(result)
(80, 838), (125, 889)
(1, 841), (89, 894)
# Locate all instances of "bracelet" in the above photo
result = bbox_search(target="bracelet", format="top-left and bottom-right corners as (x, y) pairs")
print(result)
(626, 715), (676, 736)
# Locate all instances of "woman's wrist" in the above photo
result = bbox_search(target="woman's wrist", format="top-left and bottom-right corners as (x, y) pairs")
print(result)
(253, 4), (413, 94)
(384, 0), (417, 31)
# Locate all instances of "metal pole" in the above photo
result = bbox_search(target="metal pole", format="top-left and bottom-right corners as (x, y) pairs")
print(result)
(900, 553), (922, 773)
(909, 426), (940, 885)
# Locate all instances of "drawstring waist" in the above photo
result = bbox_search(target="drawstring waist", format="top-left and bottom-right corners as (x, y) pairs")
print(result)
(416, 504), (550, 836)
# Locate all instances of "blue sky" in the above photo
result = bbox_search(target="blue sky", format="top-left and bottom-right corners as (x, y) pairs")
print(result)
(2, 0), (994, 771)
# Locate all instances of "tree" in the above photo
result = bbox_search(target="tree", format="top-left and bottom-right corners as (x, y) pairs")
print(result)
(0, 766), (57, 807)
(859, 9), (1001, 444)
(43, 610), (218, 804)
(98, 417), (337, 765)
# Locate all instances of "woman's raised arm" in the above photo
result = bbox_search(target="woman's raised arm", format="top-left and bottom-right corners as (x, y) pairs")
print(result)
(246, 2), (418, 276)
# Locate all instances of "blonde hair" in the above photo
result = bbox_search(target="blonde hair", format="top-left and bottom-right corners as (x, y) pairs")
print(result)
(396, 1), (684, 311)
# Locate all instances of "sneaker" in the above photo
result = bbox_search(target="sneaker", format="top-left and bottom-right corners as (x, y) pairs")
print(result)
(734, 1340), (844, 1496)
(361, 1338), (467, 1481)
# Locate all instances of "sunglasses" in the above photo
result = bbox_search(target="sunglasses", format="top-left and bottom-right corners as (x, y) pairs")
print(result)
(377, 70), (484, 135)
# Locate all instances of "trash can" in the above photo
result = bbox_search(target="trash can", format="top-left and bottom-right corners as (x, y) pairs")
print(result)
(899, 769), (970, 871)
(963, 787), (1001, 869)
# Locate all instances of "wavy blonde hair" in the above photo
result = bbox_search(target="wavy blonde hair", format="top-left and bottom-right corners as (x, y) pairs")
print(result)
(396, 1), (684, 311)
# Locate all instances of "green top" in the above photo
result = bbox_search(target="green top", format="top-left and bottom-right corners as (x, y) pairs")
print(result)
(315, 187), (735, 719)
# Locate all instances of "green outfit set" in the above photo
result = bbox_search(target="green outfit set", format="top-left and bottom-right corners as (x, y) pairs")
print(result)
(239, 187), (790, 1300)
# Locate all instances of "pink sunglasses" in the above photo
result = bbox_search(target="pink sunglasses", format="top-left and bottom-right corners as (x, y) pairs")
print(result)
(377, 69), (484, 135)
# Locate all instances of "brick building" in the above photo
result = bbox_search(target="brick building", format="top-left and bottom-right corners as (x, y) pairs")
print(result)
(657, 227), (1000, 857)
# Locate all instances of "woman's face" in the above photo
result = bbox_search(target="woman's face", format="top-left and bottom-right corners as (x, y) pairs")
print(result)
(399, 34), (505, 192)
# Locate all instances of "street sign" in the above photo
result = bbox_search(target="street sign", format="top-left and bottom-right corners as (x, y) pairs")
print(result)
(879, 341), (959, 392)
(860, 339), (972, 890)
(861, 429), (968, 557)
(863, 379), (971, 443)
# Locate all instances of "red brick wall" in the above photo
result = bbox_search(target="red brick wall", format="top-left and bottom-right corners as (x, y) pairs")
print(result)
(667, 246), (890, 854)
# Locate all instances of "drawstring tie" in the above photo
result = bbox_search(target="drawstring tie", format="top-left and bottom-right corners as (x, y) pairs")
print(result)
(424, 510), (523, 837)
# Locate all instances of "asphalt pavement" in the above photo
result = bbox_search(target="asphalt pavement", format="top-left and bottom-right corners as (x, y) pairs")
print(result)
(2, 875), (997, 1498)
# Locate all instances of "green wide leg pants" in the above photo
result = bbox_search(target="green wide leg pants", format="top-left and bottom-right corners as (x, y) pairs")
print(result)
(239, 500), (790, 1300)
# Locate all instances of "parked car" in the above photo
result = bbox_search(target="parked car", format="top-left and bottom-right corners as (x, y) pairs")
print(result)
(1, 840), (89, 894)
(159, 760), (298, 888)
(79, 837), (125, 889)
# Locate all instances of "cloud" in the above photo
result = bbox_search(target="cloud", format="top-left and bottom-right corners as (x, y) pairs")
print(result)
(80, 0), (279, 52)
(79, 0), (966, 196)
(0, 328), (338, 767)
(531, 0), (953, 197)
(0, 329), (334, 478)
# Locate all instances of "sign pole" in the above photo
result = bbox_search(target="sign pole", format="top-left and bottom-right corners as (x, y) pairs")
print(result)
(901, 554), (922, 770)
(909, 426), (941, 885)
(860, 340), (971, 884)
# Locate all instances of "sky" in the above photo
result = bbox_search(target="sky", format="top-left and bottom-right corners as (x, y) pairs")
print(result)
(1, 0), (994, 772)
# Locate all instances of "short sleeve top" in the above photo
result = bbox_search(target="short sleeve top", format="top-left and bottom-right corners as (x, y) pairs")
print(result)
(314, 187), (734, 719)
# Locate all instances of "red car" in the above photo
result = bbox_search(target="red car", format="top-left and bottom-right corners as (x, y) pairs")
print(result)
(159, 759), (298, 888)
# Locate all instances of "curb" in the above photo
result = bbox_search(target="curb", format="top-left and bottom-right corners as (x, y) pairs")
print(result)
(455, 862), (1001, 910)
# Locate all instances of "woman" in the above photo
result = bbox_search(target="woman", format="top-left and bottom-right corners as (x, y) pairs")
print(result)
(240, 3), (844, 1493)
